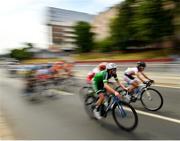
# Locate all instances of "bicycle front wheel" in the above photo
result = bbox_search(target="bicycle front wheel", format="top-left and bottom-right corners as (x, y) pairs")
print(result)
(112, 101), (138, 131)
(140, 88), (163, 111)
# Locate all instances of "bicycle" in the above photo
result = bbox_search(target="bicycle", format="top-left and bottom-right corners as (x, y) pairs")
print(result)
(84, 91), (138, 131)
(79, 81), (117, 100)
(115, 80), (163, 111)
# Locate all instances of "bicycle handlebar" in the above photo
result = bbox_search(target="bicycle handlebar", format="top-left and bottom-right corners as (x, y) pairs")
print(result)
(145, 80), (154, 87)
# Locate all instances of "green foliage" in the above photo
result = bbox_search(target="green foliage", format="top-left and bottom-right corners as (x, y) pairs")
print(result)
(73, 21), (94, 53)
(10, 48), (33, 60)
(24, 42), (34, 49)
(10, 43), (34, 60)
(132, 0), (174, 42)
(95, 38), (113, 52)
(110, 0), (135, 50)
(110, 0), (175, 50)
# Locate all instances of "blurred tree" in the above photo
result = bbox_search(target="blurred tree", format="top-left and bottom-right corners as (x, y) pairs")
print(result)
(10, 48), (33, 60)
(110, 0), (175, 50)
(94, 37), (113, 52)
(110, 0), (135, 50)
(24, 42), (34, 49)
(73, 21), (94, 53)
(10, 43), (34, 60)
(132, 0), (174, 43)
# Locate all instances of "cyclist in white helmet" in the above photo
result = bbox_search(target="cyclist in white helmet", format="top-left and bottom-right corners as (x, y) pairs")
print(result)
(92, 63), (127, 119)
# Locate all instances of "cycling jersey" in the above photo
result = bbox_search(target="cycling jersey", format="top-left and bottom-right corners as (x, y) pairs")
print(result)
(35, 69), (52, 80)
(124, 67), (138, 76)
(124, 67), (140, 84)
(86, 67), (100, 84)
(92, 70), (118, 94)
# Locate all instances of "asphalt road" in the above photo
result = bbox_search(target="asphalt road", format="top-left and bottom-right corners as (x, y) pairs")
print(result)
(0, 68), (180, 140)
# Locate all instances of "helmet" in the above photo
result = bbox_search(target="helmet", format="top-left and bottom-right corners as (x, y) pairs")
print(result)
(106, 63), (117, 70)
(98, 62), (107, 71)
(137, 61), (146, 68)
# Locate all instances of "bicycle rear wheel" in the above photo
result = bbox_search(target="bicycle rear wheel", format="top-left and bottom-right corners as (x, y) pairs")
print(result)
(84, 95), (96, 119)
(79, 86), (93, 100)
(112, 101), (138, 131)
(140, 88), (163, 111)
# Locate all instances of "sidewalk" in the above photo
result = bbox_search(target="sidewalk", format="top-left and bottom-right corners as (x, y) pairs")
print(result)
(0, 113), (15, 140)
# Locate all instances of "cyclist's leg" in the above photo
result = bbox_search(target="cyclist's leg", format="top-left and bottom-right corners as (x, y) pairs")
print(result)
(124, 76), (140, 95)
(128, 81), (138, 93)
(95, 91), (105, 108)
(92, 82), (105, 119)
(92, 82), (105, 107)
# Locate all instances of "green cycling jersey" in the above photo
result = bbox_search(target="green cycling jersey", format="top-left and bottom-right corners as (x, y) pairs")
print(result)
(92, 70), (118, 94)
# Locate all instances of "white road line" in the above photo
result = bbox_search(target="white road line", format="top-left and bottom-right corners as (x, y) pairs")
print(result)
(154, 84), (180, 89)
(50, 89), (180, 124)
(50, 89), (74, 96)
(136, 109), (180, 124)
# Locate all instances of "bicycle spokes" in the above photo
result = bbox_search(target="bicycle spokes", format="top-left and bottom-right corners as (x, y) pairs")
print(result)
(117, 104), (127, 118)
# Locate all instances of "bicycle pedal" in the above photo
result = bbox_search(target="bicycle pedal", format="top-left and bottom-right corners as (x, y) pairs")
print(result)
(130, 96), (137, 102)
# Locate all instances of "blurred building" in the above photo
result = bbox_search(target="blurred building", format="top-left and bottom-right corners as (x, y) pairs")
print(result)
(91, 6), (118, 41)
(46, 7), (95, 52)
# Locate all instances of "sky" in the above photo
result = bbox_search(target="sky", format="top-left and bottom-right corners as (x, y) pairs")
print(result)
(0, 0), (122, 54)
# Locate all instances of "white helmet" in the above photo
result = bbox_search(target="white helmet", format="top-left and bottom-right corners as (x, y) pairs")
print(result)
(106, 63), (117, 70)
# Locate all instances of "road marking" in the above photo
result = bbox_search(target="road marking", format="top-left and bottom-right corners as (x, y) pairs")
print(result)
(154, 84), (180, 89)
(49, 89), (74, 96)
(49, 88), (180, 124)
(136, 109), (180, 124)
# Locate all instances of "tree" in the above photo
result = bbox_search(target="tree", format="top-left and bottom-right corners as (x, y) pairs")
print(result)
(24, 42), (34, 49)
(10, 48), (33, 60)
(9, 43), (34, 60)
(110, 0), (135, 50)
(110, 0), (175, 50)
(73, 21), (94, 53)
(132, 0), (174, 42)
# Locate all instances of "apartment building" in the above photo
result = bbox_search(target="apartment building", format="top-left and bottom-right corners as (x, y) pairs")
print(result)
(47, 7), (95, 51)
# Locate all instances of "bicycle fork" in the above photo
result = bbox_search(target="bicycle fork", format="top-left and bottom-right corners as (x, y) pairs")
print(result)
(144, 89), (152, 101)
(117, 104), (127, 118)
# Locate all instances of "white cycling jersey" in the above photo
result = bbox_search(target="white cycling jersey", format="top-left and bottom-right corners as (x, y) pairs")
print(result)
(124, 67), (140, 84)
(124, 67), (138, 75)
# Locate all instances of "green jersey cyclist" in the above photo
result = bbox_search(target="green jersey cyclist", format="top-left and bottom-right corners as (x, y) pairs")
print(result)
(92, 63), (128, 119)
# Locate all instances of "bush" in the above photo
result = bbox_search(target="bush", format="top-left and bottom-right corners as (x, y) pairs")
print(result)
(95, 38), (113, 52)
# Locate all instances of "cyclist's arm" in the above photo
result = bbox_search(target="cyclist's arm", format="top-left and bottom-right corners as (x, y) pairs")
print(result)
(141, 72), (151, 80)
(136, 72), (145, 83)
(115, 79), (127, 90)
(104, 83), (116, 94)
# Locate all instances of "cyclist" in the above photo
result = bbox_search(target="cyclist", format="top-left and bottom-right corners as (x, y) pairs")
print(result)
(92, 63), (127, 119)
(86, 62), (107, 84)
(35, 64), (52, 80)
(124, 61), (154, 95)
(63, 61), (74, 77)
(49, 61), (64, 78)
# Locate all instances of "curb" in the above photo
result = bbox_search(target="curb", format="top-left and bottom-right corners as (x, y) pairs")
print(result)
(75, 58), (174, 64)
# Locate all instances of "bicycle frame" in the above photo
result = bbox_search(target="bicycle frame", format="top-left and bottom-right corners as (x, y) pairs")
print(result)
(134, 81), (153, 100)
(102, 95), (126, 118)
